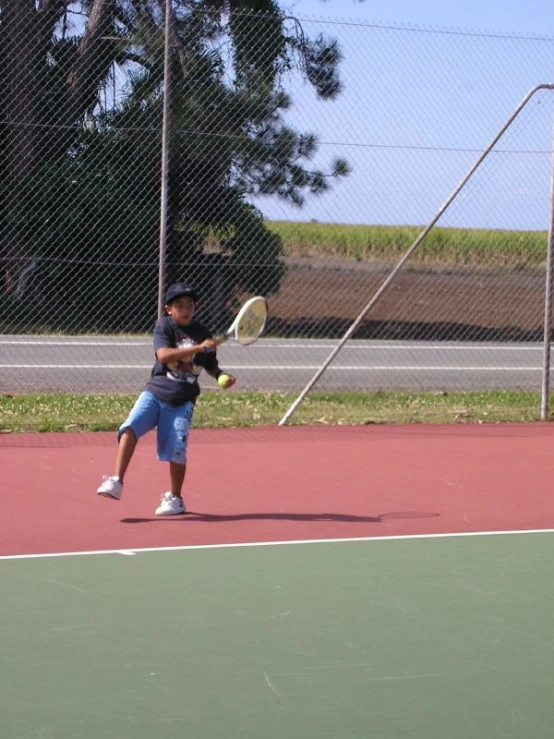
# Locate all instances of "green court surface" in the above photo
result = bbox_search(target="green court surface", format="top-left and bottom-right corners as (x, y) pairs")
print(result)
(2, 533), (554, 739)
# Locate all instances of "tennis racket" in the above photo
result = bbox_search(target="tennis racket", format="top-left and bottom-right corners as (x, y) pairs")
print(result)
(215, 296), (268, 346)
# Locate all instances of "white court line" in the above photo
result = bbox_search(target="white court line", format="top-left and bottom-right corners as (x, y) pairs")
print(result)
(1, 527), (553, 561)
(0, 364), (544, 371)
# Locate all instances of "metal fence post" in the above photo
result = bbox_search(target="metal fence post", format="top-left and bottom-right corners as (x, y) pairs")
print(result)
(541, 104), (554, 420)
(158, 0), (173, 319)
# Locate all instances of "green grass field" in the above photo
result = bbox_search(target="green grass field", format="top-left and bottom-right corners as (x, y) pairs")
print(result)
(0, 390), (548, 433)
(268, 221), (548, 268)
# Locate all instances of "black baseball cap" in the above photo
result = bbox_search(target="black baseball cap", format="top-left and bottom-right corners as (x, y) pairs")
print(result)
(164, 283), (199, 304)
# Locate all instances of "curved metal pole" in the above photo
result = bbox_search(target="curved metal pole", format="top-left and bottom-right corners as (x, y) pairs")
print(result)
(279, 83), (554, 426)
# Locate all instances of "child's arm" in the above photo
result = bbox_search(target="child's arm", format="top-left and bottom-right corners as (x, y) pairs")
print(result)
(156, 339), (216, 364)
(201, 348), (236, 388)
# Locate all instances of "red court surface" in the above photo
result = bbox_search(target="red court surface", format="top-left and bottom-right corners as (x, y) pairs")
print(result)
(2, 422), (554, 557)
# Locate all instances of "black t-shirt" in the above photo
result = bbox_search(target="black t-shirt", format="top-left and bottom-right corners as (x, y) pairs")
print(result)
(145, 316), (220, 406)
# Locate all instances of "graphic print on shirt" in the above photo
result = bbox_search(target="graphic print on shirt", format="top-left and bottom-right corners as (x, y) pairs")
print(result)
(167, 336), (201, 384)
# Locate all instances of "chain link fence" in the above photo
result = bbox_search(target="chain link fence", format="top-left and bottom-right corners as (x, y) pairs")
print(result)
(2, 4), (554, 405)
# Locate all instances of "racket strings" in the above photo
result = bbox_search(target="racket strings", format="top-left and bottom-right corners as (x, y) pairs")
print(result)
(235, 301), (267, 343)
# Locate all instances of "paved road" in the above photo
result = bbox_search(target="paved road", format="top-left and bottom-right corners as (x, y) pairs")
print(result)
(0, 335), (548, 394)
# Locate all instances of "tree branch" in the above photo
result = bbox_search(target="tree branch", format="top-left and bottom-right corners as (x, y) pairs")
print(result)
(37, 0), (69, 49)
(64, 0), (116, 124)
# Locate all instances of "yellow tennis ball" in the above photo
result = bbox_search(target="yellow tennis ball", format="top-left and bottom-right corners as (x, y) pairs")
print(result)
(217, 373), (232, 388)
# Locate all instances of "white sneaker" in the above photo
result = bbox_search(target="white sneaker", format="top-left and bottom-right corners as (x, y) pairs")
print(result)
(97, 476), (123, 500)
(155, 492), (186, 516)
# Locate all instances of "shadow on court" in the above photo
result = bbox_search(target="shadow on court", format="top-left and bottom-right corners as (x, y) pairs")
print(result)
(120, 510), (440, 524)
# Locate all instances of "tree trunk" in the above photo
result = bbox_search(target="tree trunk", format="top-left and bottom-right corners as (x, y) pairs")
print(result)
(1, 0), (42, 296)
(64, 0), (115, 126)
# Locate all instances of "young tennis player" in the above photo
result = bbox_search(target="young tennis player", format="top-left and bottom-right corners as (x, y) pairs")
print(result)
(96, 283), (236, 515)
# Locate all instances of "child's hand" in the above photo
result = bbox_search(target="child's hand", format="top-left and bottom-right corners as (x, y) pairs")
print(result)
(201, 339), (217, 353)
(217, 373), (236, 389)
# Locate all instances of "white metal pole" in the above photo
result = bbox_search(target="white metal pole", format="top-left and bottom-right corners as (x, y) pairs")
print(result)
(540, 102), (554, 419)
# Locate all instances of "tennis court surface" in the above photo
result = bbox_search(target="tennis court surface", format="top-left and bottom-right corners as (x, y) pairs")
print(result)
(2, 423), (554, 738)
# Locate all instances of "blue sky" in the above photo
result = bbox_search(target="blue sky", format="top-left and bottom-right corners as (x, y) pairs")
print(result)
(250, 1), (554, 230)
(287, 0), (554, 35)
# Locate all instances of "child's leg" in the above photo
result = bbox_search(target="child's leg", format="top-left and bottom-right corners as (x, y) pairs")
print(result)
(98, 392), (160, 498)
(114, 428), (137, 483)
(154, 400), (194, 514)
(156, 400), (194, 473)
(169, 461), (186, 497)
(114, 391), (159, 481)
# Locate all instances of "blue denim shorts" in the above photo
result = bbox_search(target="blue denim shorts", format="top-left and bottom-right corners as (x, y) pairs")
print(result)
(118, 391), (194, 465)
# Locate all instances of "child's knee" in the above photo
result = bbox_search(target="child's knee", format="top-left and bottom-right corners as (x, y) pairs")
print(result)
(170, 440), (188, 465)
(120, 427), (137, 442)
(118, 425), (138, 444)
(158, 434), (188, 465)
(174, 415), (190, 441)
